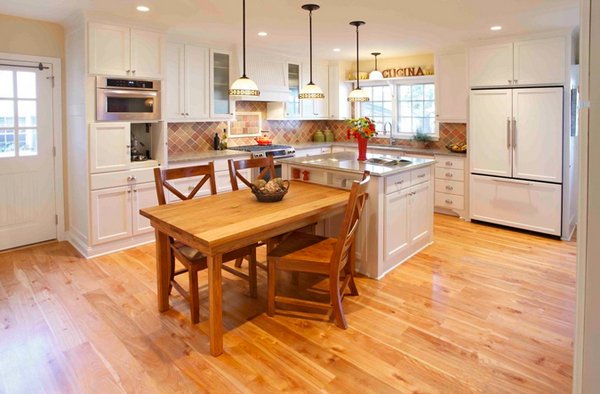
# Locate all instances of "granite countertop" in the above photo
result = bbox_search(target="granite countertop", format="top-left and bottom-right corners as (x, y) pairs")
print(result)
(293, 141), (467, 157)
(278, 151), (436, 177)
(168, 149), (251, 164)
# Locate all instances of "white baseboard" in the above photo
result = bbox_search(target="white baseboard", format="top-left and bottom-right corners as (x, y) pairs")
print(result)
(67, 231), (155, 259)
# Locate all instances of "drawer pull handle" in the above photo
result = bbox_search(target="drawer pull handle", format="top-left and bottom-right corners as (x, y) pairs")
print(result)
(445, 199), (453, 204)
(445, 161), (453, 166)
(127, 176), (136, 181)
(395, 180), (404, 185)
(445, 185), (454, 191)
(417, 174), (426, 178)
(446, 172), (453, 177)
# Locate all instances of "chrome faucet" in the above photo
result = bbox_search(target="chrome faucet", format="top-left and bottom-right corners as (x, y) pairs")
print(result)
(383, 121), (394, 145)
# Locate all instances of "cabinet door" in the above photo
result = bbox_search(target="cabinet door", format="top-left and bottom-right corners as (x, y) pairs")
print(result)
(469, 90), (513, 177)
(435, 52), (467, 122)
(313, 63), (329, 118)
(514, 37), (566, 86)
(409, 182), (432, 244)
(185, 45), (210, 119)
(166, 43), (185, 120)
(132, 182), (157, 235)
(512, 88), (563, 183)
(468, 43), (513, 87)
(215, 170), (233, 194)
(90, 123), (131, 174)
(91, 186), (132, 244)
(130, 29), (164, 79)
(287, 63), (302, 118)
(88, 23), (130, 76)
(210, 50), (234, 119)
(384, 189), (410, 259)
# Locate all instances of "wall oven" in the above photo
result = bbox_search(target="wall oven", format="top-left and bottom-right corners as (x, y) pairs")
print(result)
(96, 76), (161, 121)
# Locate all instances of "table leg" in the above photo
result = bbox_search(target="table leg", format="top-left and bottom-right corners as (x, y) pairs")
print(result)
(208, 253), (224, 356)
(156, 229), (171, 312)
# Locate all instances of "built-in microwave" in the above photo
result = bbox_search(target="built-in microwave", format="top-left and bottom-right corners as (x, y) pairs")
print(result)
(96, 76), (161, 121)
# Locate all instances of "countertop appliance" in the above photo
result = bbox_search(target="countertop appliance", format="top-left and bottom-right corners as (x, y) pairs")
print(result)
(469, 86), (564, 236)
(96, 76), (161, 121)
(228, 144), (296, 159)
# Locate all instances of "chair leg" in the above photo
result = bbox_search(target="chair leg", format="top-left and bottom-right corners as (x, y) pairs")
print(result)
(168, 246), (175, 295)
(330, 277), (348, 329)
(234, 257), (243, 268)
(189, 268), (200, 324)
(346, 240), (359, 296)
(267, 259), (276, 317)
(248, 248), (258, 298)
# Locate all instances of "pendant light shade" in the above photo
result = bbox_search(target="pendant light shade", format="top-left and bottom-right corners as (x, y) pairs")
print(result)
(348, 21), (369, 102)
(229, 0), (260, 97)
(299, 4), (325, 100)
(369, 52), (384, 80)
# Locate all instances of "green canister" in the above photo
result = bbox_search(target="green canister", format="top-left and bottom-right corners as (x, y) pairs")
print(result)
(324, 129), (334, 142)
(313, 130), (325, 142)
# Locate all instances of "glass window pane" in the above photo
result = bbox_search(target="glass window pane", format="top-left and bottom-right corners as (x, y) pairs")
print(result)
(424, 84), (435, 100)
(360, 101), (372, 117)
(17, 72), (36, 99)
(399, 85), (411, 100)
(0, 100), (15, 127)
(18, 100), (37, 127)
(412, 101), (423, 117)
(365, 87), (373, 101)
(424, 100), (435, 117)
(427, 117), (436, 134)
(422, 117), (432, 133)
(0, 129), (15, 157)
(399, 117), (412, 133)
(372, 86), (383, 102)
(414, 117), (424, 134)
(383, 102), (392, 117)
(0, 71), (14, 98)
(382, 86), (392, 101)
(411, 84), (424, 100)
(18, 129), (38, 156)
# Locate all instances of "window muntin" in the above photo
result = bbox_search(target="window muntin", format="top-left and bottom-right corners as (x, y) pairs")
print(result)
(358, 85), (393, 132)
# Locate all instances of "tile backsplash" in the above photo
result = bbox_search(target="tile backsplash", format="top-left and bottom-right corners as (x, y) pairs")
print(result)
(168, 101), (466, 154)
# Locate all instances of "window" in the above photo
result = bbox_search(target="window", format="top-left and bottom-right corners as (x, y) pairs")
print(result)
(357, 78), (437, 139)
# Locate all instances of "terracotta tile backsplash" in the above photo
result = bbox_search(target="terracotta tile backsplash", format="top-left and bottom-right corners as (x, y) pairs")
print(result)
(168, 101), (466, 154)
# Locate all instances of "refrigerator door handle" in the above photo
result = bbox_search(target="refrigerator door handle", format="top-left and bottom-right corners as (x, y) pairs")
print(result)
(506, 117), (511, 148)
(492, 178), (532, 186)
(512, 118), (517, 149)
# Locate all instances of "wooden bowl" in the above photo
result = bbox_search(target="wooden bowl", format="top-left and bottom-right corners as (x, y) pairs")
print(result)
(250, 180), (290, 202)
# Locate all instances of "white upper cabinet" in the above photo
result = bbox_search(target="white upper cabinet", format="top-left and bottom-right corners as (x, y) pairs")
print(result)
(513, 37), (566, 86)
(468, 43), (513, 87)
(435, 52), (468, 122)
(468, 36), (567, 87)
(210, 50), (234, 119)
(328, 63), (351, 119)
(89, 22), (164, 79)
(166, 43), (209, 121)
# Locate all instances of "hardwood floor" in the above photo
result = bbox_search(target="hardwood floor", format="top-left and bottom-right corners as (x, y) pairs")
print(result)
(0, 214), (576, 393)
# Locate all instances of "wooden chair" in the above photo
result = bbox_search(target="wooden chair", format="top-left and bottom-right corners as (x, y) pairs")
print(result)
(228, 156), (276, 191)
(266, 172), (370, 329)
(153, 163), (258, 324)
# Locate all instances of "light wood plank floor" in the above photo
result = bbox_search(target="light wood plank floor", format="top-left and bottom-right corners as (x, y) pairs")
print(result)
(0, 214), (576, 393)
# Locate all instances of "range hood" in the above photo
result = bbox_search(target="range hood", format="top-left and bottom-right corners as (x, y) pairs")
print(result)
(233, 46), (292, 102)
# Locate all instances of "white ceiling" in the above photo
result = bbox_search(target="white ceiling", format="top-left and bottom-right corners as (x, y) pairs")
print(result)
(0, 0), (579, 59)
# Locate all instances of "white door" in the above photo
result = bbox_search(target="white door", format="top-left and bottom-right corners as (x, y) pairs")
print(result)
(132, 182), (157, 235)
(91, 186), (132, 244)
(384, 189), (410, 260)
(513, 37), (566, 86)
(130, 29), (164, 79)
(166, 43), (185, 120)
(88, 23), (130, 76)
(185, 45), (209, 119)
(409, 182), (432, 244)
(468, 43), (514, 87)
(512, 88), (563, 183)
(89, 122), (130, 173)
(469, 90), (513, 177)
(0, 63), (56, 250)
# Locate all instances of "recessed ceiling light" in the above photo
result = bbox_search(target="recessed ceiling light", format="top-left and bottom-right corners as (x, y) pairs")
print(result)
(258, 32), (268, 36)
(490, 26), (502, 31)
(333, 48), (341, 52)
(136, 5), (150, 12)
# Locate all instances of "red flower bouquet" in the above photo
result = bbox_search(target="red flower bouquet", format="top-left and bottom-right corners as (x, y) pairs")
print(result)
(347, 117), (377, 161)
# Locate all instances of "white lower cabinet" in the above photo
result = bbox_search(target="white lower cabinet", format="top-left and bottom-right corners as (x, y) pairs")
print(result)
(384, 189), (410, 259)
(132, 182), (158, 235)
(470, 174), (562, 236)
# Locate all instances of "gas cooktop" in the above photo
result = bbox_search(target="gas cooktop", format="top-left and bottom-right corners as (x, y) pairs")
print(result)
(229, 144), (295, 159)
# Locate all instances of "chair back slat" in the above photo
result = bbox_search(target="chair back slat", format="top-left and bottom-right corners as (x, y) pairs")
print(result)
(228, 157), (276, 191)
(153, 163), (217, 205)
(330, 172), (370, 275)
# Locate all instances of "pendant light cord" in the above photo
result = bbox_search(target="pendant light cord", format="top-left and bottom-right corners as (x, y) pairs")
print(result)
(309, 9), (313, 84)
(242, 0), (247, 78)
(355, 25), (360, 89)
(375, 54), (378, 71)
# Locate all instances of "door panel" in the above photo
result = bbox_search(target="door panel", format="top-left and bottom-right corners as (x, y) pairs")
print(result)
(512, 88), (563, 183)
(384, 189), (410, 259)
(91, 186), (132, 244)
(166, 43), (185, 120)
(88, 23), (130, 76)
(469, 90), (512, 177)
(185, 45), (209, 119)
(468, 43), (513, 87)
(89, 122), (130, 173)
(514, 37), (566, 86)
(409, 182), (432, 244)
(130, 29), (164, 79)
(132, 182), (157, 235)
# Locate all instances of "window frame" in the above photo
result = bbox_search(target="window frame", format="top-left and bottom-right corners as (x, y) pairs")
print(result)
(356, 76), (438, 140)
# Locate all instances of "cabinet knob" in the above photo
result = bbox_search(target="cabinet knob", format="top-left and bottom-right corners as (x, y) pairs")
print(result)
(445, 199), (453, 204)
(132, 70), (136, 75)
(181, 112), (185, 116)
(185, 113), (190, 116)
(127, 190), (131, 194)
(508, 79), (512, 84)
(446, 172), (453, 177)
(417, 174), (426, 178)
(445, 161), (453, 166)
(514, 79), (518, 84)
(126, 70), (131, 74)
(133, 189), (137, 193)
(446, 185), (454, 191)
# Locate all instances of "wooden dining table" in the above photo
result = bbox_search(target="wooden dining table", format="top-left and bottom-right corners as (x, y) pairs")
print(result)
(139, 180), (350, 356)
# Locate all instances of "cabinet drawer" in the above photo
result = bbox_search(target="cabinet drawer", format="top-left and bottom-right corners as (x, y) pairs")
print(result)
(411, 167), (431, 186)
(91, 167), (156, 190)
(435, 167), (464, 182)
(435, 192), (465, 210)
(435, 179), (464, 196)
(435, 156), (465, 170)
(385, 172), (411, 194)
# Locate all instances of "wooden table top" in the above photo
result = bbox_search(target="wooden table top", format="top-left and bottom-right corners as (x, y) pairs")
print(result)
(140, 181), (350, 254)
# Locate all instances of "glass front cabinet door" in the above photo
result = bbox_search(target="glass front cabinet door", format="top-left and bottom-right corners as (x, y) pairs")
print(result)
(210, 50), (234, 119)
(286, 63), (302, 118)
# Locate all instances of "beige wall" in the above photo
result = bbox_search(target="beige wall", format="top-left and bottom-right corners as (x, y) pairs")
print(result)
(355, 53), (434, 79)
(0, 13), (68, 231)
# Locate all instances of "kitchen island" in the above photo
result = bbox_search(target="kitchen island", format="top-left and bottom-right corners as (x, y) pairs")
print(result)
(279, 151), (436, 279)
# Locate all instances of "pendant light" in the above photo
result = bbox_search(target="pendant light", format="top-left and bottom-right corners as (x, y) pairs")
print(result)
(229, 0), (260, 97)
(348, 21), (369, 102)
(299, 4), (325, 100)
(369, 52), (384, 80)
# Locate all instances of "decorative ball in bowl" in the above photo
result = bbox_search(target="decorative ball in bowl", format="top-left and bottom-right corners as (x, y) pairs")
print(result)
(250, 178), (290, 203)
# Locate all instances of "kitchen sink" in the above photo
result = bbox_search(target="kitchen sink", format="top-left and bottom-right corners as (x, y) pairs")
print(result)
(365, 158), (412, 167)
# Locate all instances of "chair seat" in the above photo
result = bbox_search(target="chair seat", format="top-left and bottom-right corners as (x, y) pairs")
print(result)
(173, 241), (252, 266)
(174, 242), (205, 262)
(268, 232), (338, 274)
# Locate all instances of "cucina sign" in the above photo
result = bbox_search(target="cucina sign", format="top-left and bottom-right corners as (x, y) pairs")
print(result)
(382, 67), (433, 78)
